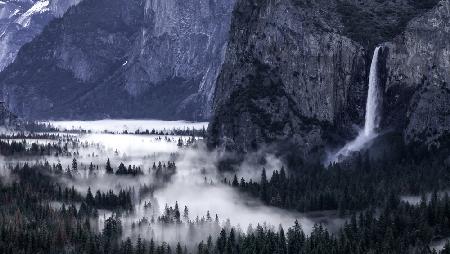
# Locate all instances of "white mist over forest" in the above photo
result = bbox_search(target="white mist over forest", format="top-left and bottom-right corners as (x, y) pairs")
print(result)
(46, 119), (209, 133)
(0, 119), (345, 248)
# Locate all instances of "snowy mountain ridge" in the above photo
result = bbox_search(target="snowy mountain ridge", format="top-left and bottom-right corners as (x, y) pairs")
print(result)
(0, 0), (81, 71)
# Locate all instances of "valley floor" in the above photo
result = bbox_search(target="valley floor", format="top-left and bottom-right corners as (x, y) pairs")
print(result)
(0, 120), (449, 254)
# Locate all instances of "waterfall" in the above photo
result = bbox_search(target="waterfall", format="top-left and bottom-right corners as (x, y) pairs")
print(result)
(326, 46), (383, 164)
(363, 46), (382, 136)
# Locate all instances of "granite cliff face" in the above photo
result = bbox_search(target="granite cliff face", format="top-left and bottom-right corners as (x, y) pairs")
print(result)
(125, 0), (234, 119)
(384, 0), (450, 149)
(0, 0), (235, 120)
(2, 0), (447, 157)
(208, 0), (446, 161)
(0, 0), (81, 71)
(209, 0), (367, 160)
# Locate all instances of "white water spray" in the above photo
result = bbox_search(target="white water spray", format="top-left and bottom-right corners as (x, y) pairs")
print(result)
(327, 46), (383, 164)
(363, 46), (382, 136)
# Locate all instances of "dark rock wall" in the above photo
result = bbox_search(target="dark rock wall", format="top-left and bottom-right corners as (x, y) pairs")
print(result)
(384, 0), (450, 148)
(208, 0), (448, 160)
(209, 0), (367, 160)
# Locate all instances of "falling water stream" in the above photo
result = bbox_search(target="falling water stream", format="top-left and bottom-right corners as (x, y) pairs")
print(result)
(363, 46), (382, 136)
(327, 46), (383, 164)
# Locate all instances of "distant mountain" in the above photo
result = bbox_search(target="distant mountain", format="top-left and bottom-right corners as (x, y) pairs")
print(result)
(0, 0), (235, 121)
(0, 0), (81, 71)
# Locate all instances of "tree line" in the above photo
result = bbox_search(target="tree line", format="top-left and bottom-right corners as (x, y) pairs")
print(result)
(228, 151), (450, 214)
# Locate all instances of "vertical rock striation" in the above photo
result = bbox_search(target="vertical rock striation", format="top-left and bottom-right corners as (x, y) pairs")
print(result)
(208, 0), (367, 160)
(0, 0), (145, 119)
(208, 0), (447, 161)
(125, 0), (235, 119)
(384, 0), (450, 148)
(0, 0), (235, 120)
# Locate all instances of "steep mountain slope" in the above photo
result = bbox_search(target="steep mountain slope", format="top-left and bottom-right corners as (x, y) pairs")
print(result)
(208, 0), (445, 161)
(209, 0), (366, 161)
(0, 0), (235, 120)
(0, 0), (81, 71)
(384, 0), (450, 149)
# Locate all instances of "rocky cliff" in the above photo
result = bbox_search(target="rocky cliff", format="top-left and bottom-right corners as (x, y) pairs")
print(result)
(384, 0), (450, 149)
(0, 0), (81, 71)
(208, 0), (446, 161)
(125, 0), (234, 119)
(0, 0), (235, 120)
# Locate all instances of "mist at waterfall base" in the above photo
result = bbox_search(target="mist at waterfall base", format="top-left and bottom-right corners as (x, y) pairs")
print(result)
(0, 120), (346, 248)
(326, 47), (383, 165)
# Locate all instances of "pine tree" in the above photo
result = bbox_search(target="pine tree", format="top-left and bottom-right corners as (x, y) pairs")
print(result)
(106, 158), (113, 174)
(279, 226), (287, 254)
(136, 236), (145, 254)
(176, 243), (183, 254)
(88, 162), (95, 173)
(116, 163), (127, 175)
(260, 168), (269, 203)
(72, 158), (78, 171)
(226, 228), (235, 254)
(232, 175), (239, 187)
(217, 229), (227, 254)
(280, 166), (286, 180)
(183, 206), (189, 222)
(175, 202), (181, 223)
(149, 239), (155, 254)
(206, 211), (212, 222)
(86, 187), (94, 206)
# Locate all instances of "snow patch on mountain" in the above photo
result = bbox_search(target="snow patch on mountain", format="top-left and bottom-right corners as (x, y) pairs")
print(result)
(16, 0), (50, 27)
(0, 0), (80, 71)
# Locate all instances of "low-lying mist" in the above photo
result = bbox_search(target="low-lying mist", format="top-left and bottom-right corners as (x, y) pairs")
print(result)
(45, 119), (208, 133)
(0, 120), (346, 247)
